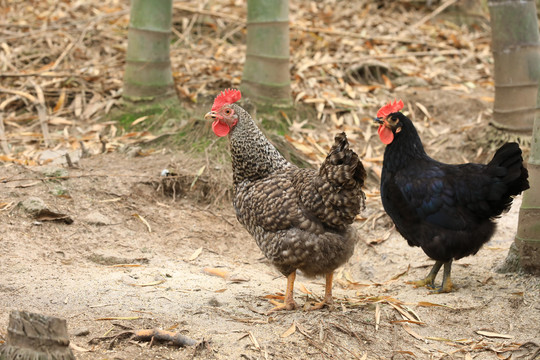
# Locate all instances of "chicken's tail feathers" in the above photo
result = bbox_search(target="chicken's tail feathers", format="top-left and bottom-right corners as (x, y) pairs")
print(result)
(323, 132), (367, 188)
(314, 132), (366, 228)
(489, 142), (529, 197)
(485, 143), (529, 218)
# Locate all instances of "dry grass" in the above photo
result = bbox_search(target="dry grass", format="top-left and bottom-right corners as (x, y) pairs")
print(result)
(1, 0), (509, 206)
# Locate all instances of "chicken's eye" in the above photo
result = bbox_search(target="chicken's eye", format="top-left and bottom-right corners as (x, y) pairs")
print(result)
(224, 108), (232, 115)
(388, 116), (399, 126)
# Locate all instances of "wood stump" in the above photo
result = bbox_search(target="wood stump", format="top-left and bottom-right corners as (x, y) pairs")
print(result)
(0, 311), (75, 360)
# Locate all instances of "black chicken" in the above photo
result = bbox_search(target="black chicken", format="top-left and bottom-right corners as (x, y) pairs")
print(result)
(375, 100), (529, 292)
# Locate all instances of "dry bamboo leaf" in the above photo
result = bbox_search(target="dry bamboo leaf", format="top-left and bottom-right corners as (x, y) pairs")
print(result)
(329, 97), (357, 108)
(298, 283), (311, 295)
(281, 322), (296, 338)
(263, 294), (284, 300)
(381, 74), (393, 88)
(48, 117), (73, 125)
(73, 94), (82, 117)
(475, 330), (513, 339)
(95, 316), (140, 321)
(375, 303), (380, 331)
(369, 229), (391, 245)
(0, 202), (14, 211)
(464, 353), (473, 360)
(69, 342), (91, 352)
(15, 181), (41, 188)
(98, 198), (122, 203)
(395, 350), (416, 357)
(0, 87), (37, 102)
(388, 302), (416, 322)
(401, 324), (424, 341)
(417, 301), (454, 309)
(388, 265), (409, 281)
(110, 264), (142, 268)
(415, 102), (431, 119)
(203, 267), (230, 279)
(130, 280), (166, 287)
(53, 89), (66, 113)
(131, 116), (149, 126)
(390, 320), (426, 325)
(425, 336), (456, 342)
(190, 165), (206, 190)
(188, 247), (203, 261)
(343, 269), (354, 283)
(248, 331), (260, 350)
(133, 213), (151, 232)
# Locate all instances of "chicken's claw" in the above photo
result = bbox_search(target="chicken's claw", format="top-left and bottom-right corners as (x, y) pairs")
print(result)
(406, 277), (436, 288)
(307, 297), (334, 311)
(268, 299), (297, 313)
(406, 260), (443, 289)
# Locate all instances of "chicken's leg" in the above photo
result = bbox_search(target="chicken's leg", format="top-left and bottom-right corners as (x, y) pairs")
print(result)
(308, 272), (334, 310)
(407, 260), (443, 288)
(268, 271), (297, 312)
(431, 261), (453, 293)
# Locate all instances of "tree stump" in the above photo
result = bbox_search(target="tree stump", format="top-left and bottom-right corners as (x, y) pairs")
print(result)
(0, 311), (75, 360)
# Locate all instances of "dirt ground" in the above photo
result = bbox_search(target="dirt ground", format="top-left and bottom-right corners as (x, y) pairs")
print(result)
(1, 90), (539, 360)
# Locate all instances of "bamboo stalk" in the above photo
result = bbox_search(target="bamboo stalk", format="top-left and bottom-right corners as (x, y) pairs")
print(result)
(241, 0), (291, 107)
(123, 0), (174, 100)
(488, 0), (540, 133)
(514, 113), (540, 274)
(0, 113), (9, 154)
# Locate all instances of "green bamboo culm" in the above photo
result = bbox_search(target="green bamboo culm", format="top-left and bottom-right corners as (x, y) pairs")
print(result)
(241, 0), (292, 107)
(488, 0), (540, 133)
(514, 112), (540, 275)
(123, 0), (175, 101)
(490, 0), (540, 274)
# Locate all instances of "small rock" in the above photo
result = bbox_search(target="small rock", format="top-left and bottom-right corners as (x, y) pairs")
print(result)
(20, 197), (47, 215)
(83, 211), (113, 226)
(73, 328), (90, 337)
(125, 146), (142, 158)
(208, 297), (221, 307)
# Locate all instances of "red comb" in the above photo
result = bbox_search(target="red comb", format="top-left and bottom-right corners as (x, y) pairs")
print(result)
(376, 99), (404, 118)
(211, 89), (242, 111)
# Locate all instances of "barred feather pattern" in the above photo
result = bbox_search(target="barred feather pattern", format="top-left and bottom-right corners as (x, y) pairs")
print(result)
(228, 104), (366, 277)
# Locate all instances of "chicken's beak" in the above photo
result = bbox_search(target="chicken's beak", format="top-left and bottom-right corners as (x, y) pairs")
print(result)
(374, 117), (384, 125)
(204, 111), (217, 120)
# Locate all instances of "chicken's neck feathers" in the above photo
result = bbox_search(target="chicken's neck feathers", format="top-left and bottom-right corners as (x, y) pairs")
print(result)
(383, 116), (429, 170)
(228, 104), (291, 185)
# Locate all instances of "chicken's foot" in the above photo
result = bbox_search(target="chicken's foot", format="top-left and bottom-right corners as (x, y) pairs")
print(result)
(268, 271), (297, 313)
(406, 260), (443, 288)
(308, 272), (334, 310)
(429, 261), (453, 293)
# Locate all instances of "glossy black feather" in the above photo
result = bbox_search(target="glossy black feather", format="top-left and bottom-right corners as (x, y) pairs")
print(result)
(380, 112), (529, 262)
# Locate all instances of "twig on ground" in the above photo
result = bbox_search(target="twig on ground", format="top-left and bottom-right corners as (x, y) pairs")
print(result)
(31, 81), (51, 146)
(89, 328), (198, 349)
(411, 0), (460, 29)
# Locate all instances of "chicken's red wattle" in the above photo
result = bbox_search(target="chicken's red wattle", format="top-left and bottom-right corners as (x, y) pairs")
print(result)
(212, 120), (230, 137)
(378, 125), (394, 145)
